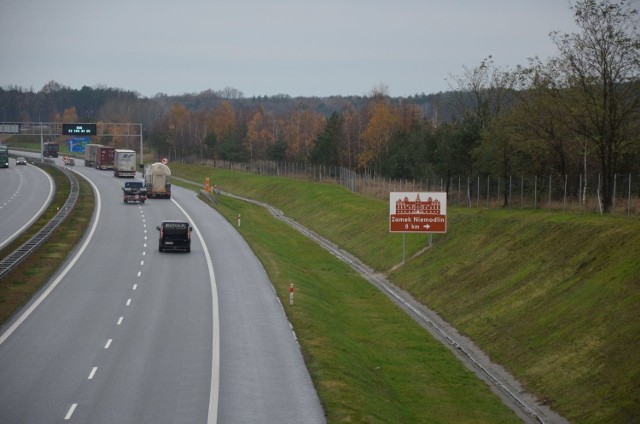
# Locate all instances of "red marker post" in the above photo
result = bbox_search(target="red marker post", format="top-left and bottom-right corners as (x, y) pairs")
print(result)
(289, 284), (294, 306)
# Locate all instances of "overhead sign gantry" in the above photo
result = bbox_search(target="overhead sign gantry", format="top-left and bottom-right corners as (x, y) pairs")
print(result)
(0, 122), (143, 166)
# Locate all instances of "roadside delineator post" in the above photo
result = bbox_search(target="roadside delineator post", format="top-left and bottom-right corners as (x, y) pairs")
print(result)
(237, 214), (241, 227)
(205, 177), (210, 193)
(289, 284), (294, 306)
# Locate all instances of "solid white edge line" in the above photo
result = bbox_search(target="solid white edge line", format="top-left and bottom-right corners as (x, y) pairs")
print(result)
(0, 173), (101, 347)
(171, 198), (220, 424)
(0, 164), (55, 251)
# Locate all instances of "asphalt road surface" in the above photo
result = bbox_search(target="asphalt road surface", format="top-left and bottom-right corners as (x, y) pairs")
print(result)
(0, 156), (325, 424)
(0, 158), (53, 250)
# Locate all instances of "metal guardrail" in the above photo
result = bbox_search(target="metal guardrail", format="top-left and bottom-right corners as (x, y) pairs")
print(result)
(0, 162), (79, 279)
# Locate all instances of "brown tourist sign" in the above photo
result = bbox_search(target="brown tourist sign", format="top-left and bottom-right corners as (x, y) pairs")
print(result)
(389, 192), (447, 234)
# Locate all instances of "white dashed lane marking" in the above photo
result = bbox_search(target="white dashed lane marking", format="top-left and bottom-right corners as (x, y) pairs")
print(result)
(64, 404), (77, 420)
(65, 189), (150, 421)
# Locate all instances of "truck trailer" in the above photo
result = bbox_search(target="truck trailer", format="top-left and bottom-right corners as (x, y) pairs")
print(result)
(43, 142), (59, 158)
(114, 149), (137, 177)
(144, 162), (172, 199)
(0, 145), (8, 168)
(84, 143), (103, 167)
(95, 146), (115, 170)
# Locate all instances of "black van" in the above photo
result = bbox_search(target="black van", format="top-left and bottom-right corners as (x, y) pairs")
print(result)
(157, 220), (192, 252)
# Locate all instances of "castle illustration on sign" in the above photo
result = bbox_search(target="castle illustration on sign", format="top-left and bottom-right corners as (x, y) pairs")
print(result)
(395, 194), (441, 215)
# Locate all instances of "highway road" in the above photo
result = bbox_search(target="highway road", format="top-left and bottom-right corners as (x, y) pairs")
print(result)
(0, 157), (54, 250)
(0, 157), (325, 423)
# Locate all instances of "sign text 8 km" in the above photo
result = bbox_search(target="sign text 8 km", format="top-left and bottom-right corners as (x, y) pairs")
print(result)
(389, 192), (447, 233)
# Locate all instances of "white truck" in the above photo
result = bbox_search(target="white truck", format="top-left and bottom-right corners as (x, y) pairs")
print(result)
(84, 143), (103, 167)
(144, 162), (172, 198)
(114, 149), (137, 178)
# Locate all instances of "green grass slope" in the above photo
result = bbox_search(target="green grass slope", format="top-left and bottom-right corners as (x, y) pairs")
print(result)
(174, 163), (639, 423)
(392, 210), (640, 423)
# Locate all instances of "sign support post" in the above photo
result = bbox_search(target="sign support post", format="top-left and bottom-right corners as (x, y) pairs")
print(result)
(402, 233), (406, 263)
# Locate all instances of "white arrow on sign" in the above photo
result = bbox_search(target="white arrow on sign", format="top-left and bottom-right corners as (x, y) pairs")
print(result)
(423, 224), (430, 230)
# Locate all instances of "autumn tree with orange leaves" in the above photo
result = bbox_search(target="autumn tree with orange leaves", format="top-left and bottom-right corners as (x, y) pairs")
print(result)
(245, 107), (274, 162)
(280, 105), (325, 161)
(359, 96), (401, 173)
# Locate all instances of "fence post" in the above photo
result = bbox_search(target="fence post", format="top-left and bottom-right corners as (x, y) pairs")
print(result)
(487, 176), (490, 209)
(534, 175), (538, 209)
(596, 174), (602, 214)
(520, 175), (524, 209)
(563, 174), (568, 212)
(613, 173), (617, 214)
(548, 174), (552, 211)
(628, 174), (632, 218)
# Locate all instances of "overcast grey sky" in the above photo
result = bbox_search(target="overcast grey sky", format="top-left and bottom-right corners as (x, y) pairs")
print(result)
(0, 0), (579, 98)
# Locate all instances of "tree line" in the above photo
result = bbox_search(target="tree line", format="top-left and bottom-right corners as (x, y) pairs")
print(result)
(2, 0), (639, 212)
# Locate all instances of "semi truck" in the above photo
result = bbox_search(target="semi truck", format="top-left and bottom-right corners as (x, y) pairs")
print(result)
(0, 145), (8, 168)
(43, 142), (59, 158)
(95, 145), (115, 170)
(114, 149), (137, 177)
(144, 162), (172, 199)
(84, 143), (103, 167)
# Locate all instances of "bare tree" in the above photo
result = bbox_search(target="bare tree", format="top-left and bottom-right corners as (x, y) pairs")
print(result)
(447, 56), (517, 125)
(551, 0), (640, 211)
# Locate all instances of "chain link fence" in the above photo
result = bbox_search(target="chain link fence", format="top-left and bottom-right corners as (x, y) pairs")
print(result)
(182, 157), (640, 217)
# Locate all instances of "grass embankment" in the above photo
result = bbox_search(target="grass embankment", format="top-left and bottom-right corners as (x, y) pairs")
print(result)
(0, 165), (94, 325)
(174, 163), (640, 424)
(393, 210), (640, 423)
